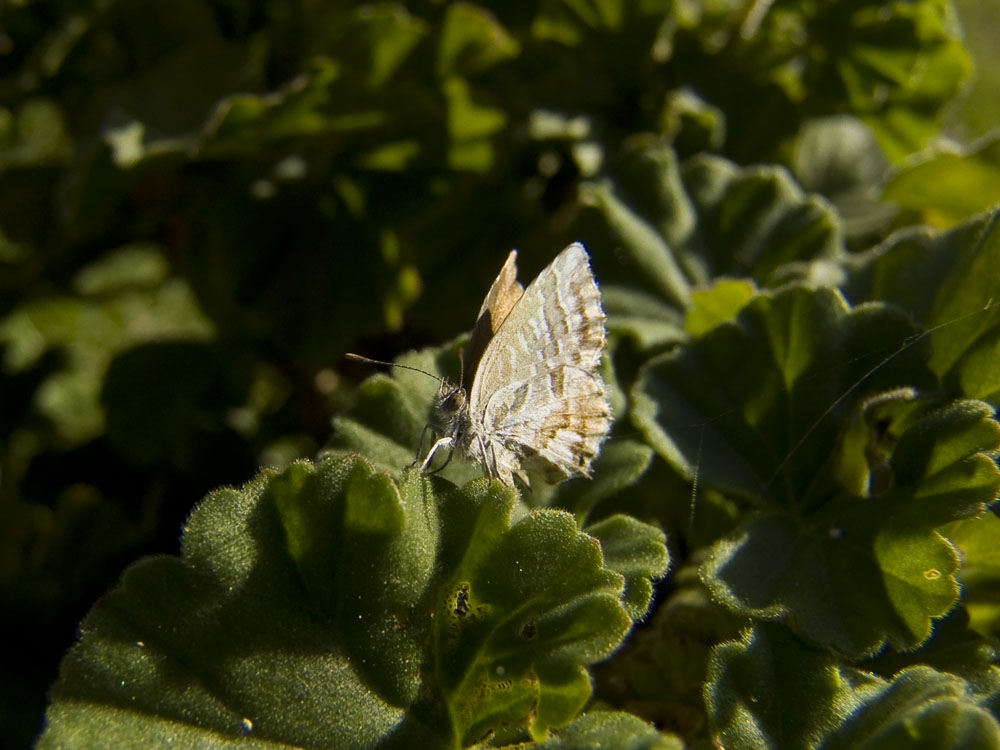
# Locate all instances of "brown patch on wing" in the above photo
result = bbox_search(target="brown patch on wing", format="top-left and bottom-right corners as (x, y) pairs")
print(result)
(526, 382), (612, 481)
(462, 250), (523, 391)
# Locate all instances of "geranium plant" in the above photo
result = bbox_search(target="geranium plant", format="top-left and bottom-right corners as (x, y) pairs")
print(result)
(2, 1), (997, 748)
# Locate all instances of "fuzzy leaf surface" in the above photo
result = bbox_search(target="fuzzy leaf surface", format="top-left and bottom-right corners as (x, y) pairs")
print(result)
(534, 710), (682, 749)
(941, 513), (1000, 638)
(707, 623), (1000, 750)
(39, 454), (667, 748)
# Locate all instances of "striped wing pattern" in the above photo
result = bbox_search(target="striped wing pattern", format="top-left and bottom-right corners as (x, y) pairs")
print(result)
(464, 243), (611, 486)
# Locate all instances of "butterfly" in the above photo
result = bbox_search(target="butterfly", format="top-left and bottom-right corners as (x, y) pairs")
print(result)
(421, 242), (612, 487)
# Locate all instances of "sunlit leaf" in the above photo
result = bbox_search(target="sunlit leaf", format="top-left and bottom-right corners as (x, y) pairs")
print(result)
(39, 454), (667, 747)
(884, 134), (1000, 228)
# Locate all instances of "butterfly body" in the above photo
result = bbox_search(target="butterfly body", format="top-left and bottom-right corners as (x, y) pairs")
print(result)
(423, 243), (611, 487)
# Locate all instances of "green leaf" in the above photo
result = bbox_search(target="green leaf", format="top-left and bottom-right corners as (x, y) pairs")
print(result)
(946, 0), (1000, 139)
(884, 133), (1000, 228)
(577, 144), (845, 308)
(706, 623), (883, 750)
(706, 623), (1000, 750)
(438, 3), (520, 78)
(0, 98), (73, 170)
(603, 285), (687, 352)
(40, 464), (410, 749)
(632, 285), (935, 496)
(40, 454), (665, 748)
(579, 175), (693, 309)
(835, 0), (973, 160)
(791, 115), (897, 243)
(686, 280), (757, 338)
(712, 400), (999, 653)
(737, 0), (972, 162)
(341, 4), (429, 89)
(941, 513), (1000, 638)
(859, 606), (1000, 694)
(678, 154), (845, 283)
(843, 208), (1000, 403)
(72, 1), (266, 157)
(200, 59), (368, 154)
(72, 243), (170, 295)
(658, 87), (726, 155)
(824, 664), (1000, 749)
(534, 710), (682, 749)
(584, 514), (669, 621)
(439, 497), (632, 743)
(594, 563), (744, 743)
(443, 76), (507, 171)
(532, 0), (625, 46)
(0, 249), (215, 446)
(547, 438), (655, 522)
(632, 284), (1000, 654)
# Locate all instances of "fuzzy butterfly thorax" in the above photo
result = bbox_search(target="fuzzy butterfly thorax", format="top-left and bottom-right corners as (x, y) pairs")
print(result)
(433, 381), (470, 444)
(421, 244), (612, 488)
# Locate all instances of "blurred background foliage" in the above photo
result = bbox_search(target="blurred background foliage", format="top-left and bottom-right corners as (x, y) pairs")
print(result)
(0, 0), (997, 746)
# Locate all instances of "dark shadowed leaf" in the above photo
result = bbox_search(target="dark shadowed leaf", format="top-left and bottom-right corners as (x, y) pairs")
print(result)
(633, 284), (1000, 654)
(576, 145), (845, 314)
(0, 246), (214, 446)
(842, 208), (1000, 404)
(707, 623), (1000, 750)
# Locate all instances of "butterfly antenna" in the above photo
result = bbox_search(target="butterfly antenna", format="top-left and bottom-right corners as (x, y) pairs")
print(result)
(345, 353), (446, 384)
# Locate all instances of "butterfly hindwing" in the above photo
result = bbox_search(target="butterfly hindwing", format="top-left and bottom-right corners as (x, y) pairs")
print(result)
(483, 366), (610, 483)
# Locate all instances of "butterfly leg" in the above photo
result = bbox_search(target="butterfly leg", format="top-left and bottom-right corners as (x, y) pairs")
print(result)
(415, 423), (437, 464)
(421, 436), (455, 474)
(480, 434), (498, 480)
(415, 422), (451, 469)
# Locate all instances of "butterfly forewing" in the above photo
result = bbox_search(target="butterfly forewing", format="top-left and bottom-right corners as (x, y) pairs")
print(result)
(462, 250), (524, 391)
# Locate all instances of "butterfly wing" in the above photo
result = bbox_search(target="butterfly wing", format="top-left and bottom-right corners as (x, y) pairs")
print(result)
(467, 243), (611, 485)
(462, 250), (523, 392)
